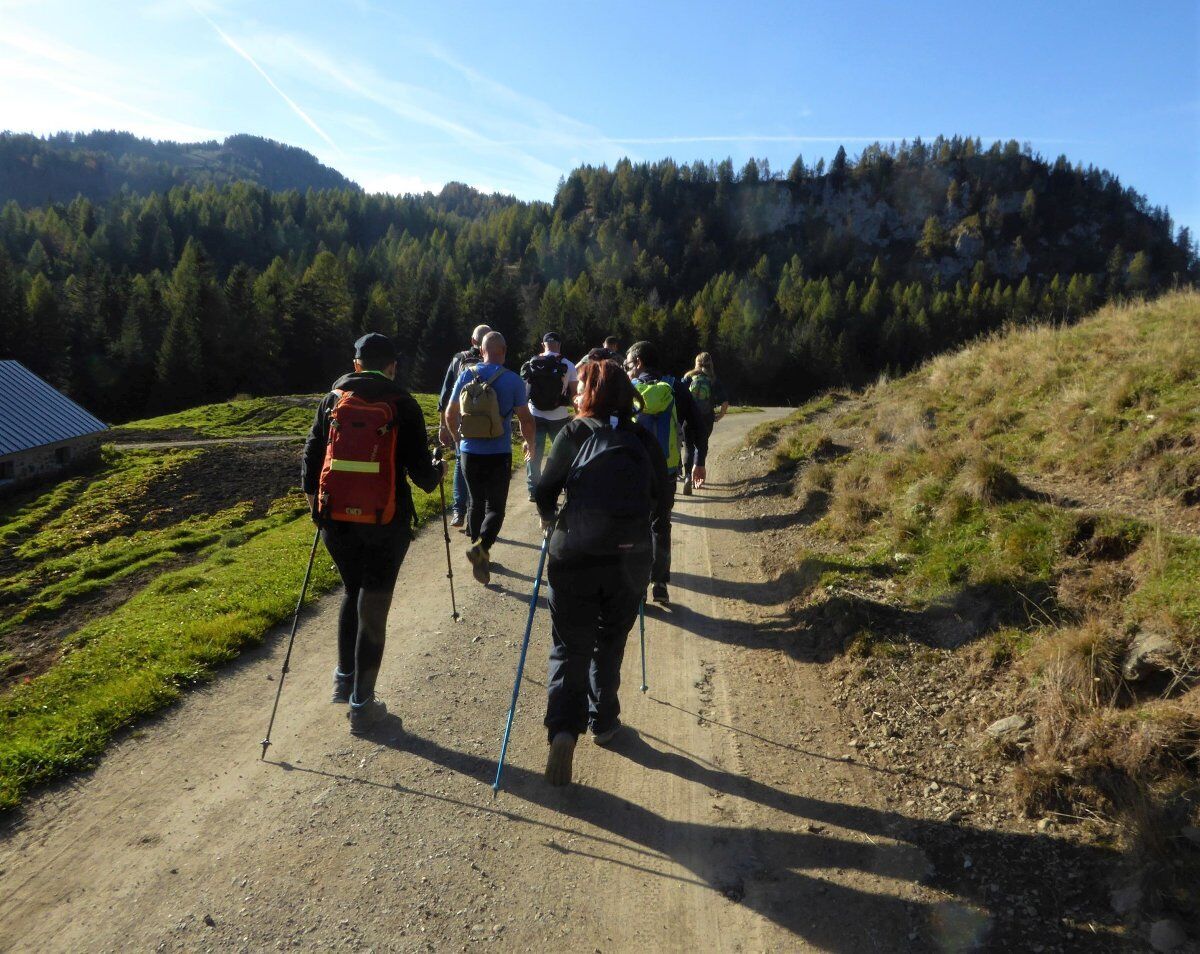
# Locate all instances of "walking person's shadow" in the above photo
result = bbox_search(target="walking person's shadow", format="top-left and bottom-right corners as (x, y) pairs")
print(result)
(343, 718), (1125, 952)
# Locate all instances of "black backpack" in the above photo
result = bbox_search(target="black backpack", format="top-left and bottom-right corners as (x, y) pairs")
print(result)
(521, 354), (567, 412)
(560, 419), (653, 557)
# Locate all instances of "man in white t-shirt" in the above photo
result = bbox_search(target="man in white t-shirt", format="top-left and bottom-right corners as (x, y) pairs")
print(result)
(520, 332), (578, 501)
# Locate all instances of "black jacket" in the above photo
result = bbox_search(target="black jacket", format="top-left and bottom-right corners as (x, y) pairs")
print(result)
(302, 371), (441, 527)
(534, 416), (672, 563)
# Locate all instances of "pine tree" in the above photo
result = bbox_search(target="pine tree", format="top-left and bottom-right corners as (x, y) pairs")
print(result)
(26, 273), (69, 387)
(156, 240), (209, 408)
(0, 249), (27, 361)
(787, 154), (807, 184)
(1020, 189), (1037, 227)
(829, 146), (848, 190)
(224, 263), (266, 393)
(918, 217), (948, 258)
(111, 275), (161, 417)
(1126, 251), (1152, 294)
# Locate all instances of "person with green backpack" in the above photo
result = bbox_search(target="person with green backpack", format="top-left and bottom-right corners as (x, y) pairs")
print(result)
(625, 340), (704, 604)
(681, 352), (730, 495)
(445, 332), (536, 586)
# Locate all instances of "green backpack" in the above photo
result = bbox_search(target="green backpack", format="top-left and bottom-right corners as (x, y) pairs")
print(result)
(634, 378), (681, 471)
(688, 372), (714, 418)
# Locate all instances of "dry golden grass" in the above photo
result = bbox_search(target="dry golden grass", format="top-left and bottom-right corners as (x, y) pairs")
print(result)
(770, 291), (1200, 908)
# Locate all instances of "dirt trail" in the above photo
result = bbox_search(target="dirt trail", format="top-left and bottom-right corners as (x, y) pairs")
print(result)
(0, 411), (979, 953)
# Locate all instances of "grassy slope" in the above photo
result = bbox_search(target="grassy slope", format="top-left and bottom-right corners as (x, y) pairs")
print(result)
(758, 291), (1199, 910)
(113, 393), (442, 439)
(0, 394), (448, 811)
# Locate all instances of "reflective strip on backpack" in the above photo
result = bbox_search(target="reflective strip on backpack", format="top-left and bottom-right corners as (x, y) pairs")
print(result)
(329, 459), (381, 474)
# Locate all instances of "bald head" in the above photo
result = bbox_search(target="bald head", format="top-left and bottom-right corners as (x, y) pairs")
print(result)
(471, 324), (492, 346)
(481, 331), (507, 363)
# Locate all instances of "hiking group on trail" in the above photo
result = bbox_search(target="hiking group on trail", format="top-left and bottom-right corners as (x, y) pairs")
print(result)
(296, 327), (732, 784)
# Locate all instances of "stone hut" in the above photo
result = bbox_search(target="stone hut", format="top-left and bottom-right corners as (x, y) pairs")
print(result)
(0, 361), (108, 494)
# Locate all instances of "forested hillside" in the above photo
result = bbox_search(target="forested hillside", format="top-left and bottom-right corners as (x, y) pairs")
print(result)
(0, 134), (1194, 422)
(0, 132), (357, 205)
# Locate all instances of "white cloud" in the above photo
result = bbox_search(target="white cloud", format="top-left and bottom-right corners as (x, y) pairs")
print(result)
(189, 6), (341, 153)
(0, 23), (224, 141)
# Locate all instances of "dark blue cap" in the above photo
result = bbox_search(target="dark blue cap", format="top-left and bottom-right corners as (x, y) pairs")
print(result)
(354, 333), (397, 362)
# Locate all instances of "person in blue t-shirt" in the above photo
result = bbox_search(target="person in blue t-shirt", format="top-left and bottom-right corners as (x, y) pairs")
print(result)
(444, 331), (535, 585)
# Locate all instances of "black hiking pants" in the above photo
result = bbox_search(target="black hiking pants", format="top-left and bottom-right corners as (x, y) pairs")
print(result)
(544, 553), (652, 740)
(462, 451), (512, 550)
(651, 479), (676, 584)
(322, 521), (411, 702)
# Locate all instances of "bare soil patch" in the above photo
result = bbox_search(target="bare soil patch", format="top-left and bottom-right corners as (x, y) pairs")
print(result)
(0, 443), (302, 690)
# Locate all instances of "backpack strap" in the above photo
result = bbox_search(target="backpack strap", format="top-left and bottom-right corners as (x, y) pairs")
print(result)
(485, 367), (505, 386)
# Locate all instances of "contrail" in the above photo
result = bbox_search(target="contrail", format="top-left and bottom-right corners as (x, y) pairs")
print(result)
(191, 5), (340, 153)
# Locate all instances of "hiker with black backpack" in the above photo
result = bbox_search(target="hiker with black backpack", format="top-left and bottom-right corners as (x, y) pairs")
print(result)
(681, 352), (730, 495)
(520, 332), (578, 501)
(301, 333), (444, 735)
(534, 358), (671, 786)
(577, 335), (625, 370)
(625, 340), (704, 605)
(444, 331), (536, 586)
(437, 324), (491, 530)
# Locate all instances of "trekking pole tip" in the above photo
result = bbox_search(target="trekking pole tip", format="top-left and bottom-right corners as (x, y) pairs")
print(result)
(259, 739), (270, 759)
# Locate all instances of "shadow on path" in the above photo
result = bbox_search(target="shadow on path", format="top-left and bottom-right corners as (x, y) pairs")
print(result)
(276, 720), (1125, 952)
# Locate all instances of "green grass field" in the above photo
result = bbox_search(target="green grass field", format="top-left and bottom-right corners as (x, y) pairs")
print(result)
(113, 393), (442, 440)
(0, 392), (449, 811)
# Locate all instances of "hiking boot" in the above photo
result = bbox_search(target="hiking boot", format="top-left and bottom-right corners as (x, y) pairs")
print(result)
(331, 669), (353, 704)
(347, 696), (387, 736)
(682, 479), (693, 496)
(592, 720), (623, 747)
(450, 512), (465, 529)
(652, 583), (669, 604)
(545, 732), (577, 786)
(466, 541), (491, 585)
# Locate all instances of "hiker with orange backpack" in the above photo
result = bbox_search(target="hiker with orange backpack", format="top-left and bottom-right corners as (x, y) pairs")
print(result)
(445, 331), (536, 586)
(301, 333), (444, 735)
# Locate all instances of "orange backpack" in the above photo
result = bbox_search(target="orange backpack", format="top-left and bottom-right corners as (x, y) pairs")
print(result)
(318, 390), (398, 524)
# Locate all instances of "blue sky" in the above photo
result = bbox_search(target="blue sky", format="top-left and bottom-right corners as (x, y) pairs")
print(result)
(1, 0), (1197, 232)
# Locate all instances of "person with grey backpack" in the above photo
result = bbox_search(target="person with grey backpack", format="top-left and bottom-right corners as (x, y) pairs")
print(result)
(444, 332), (536, 586)
(533, 357), (670, 786)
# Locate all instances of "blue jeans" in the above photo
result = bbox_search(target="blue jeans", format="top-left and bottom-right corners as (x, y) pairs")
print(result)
(526, 415), (569, 495)
(452, 448), (467, 517)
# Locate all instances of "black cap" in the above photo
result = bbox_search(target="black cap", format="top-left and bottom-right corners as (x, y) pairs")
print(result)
(542, 332), (562, 344)
(354, 332), (397, 362)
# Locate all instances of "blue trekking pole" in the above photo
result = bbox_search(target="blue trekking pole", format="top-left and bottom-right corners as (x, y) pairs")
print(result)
(492, 533), (550, 795)
(639, 598), (648, 692)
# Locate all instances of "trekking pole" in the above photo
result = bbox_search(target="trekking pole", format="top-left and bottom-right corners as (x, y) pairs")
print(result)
(492, 533), (550, 796)
(639, 597), (648, 692)
(260, 520), (323, 759)
(434, 447), (460, 622)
